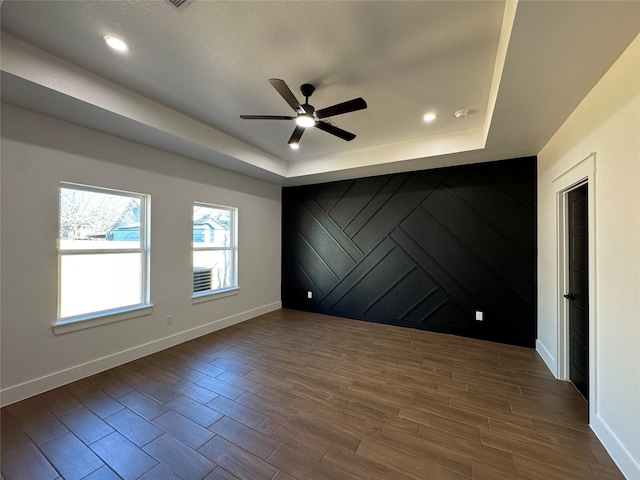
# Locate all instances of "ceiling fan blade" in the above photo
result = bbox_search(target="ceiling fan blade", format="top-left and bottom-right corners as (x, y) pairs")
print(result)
(315, 121), (356, 141)
(239, 115), (295, 120)
(315, 97), (367, 119)
(288, 126), (305, 145)
(269, 78), (302, 112)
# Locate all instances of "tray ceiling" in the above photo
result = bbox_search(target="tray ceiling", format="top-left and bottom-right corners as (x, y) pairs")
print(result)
(1, 1), (638, 185)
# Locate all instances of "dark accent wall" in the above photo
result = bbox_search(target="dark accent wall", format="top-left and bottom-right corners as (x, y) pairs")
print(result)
(282, 157), (537, 347)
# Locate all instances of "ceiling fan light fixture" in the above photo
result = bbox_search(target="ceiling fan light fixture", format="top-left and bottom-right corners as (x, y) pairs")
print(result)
(295, 114), (316, 128)
(103, 35), (130, 52)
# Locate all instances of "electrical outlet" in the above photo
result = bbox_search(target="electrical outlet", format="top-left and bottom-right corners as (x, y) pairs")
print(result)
(166, 315), (173, 326)
(307, 291), (313, 299)
(475, 310), (484, 322)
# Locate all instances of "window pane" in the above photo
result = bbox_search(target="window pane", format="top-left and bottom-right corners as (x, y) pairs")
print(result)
(193, 250), (233, 291)
(60, 187), (141, 250)
(60, 253), (142, 318)
(193, 205), (230, 248)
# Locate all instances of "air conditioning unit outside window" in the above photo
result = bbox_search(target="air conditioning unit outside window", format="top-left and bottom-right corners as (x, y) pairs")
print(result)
(193, 267), (212, 292)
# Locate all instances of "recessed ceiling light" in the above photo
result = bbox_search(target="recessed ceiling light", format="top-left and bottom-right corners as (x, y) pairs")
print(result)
(103, 35), (130, 52)
(454, 109), (469, 118)
(289, 143), (300, 150)
(422, 113), (437, 123)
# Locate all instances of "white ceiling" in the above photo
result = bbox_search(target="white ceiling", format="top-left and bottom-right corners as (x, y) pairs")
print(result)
(1, 1), (638, 185)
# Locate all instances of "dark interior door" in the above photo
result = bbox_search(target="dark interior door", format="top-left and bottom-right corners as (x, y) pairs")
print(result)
(566, 184), (589, 400)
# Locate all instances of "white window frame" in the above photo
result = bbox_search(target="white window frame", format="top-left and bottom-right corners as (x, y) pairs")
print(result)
(192, 202), (238, 302)
(54, 183), (152, 334)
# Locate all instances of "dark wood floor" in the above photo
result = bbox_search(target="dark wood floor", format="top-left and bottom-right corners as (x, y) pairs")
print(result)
(1, 309), (623, 480)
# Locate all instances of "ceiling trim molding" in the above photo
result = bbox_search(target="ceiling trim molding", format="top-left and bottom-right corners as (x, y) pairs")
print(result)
(483, 0), (518, 143)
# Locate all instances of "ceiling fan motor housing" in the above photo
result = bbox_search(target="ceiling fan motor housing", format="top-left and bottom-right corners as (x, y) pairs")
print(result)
(300, 83), (315, 99)
(300, 84), (316, 115)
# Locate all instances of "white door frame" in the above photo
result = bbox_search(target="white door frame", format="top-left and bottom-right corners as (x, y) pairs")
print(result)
(552, 152), (597, 420)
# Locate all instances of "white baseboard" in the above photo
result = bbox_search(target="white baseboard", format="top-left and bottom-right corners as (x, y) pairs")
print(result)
(591, 413), (640, 479)
(0, 302), (281, 407)
(535, 338), (639, 479)
(535, 339), (557, 377)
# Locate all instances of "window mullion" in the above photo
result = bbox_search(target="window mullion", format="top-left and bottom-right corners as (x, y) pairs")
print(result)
(60, 248), (143, 255)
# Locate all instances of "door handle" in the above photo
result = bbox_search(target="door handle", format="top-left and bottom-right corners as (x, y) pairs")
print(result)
(564, 293), (575, 300)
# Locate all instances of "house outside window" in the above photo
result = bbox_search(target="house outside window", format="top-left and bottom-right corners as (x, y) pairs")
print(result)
(192, 203), (237, 296)
(58, 183), (150, 323)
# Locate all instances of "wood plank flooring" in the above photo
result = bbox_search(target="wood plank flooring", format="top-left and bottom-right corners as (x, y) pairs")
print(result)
(0, 309), (624, 479)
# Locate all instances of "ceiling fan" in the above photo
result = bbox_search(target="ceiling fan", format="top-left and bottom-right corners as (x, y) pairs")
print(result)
(240, 78), (367, 147)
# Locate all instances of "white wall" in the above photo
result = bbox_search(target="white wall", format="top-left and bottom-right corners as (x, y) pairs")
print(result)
(537, 35), (640, 478)
(0, 104), (282, 406)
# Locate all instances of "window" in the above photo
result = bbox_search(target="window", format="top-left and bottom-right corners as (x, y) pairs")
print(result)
(58, 183), (150, 323)
(192, 203), (237, 296)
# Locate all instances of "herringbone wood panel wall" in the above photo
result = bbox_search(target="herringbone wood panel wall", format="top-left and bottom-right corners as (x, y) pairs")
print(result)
(282, 157), (536, 347)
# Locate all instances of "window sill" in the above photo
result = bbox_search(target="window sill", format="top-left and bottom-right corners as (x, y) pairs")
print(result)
(192, 287), (239, 304)
(52, 305), (154, 335)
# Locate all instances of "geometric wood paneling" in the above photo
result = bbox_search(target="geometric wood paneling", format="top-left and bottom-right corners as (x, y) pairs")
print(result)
(282, 157), (537, 347)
